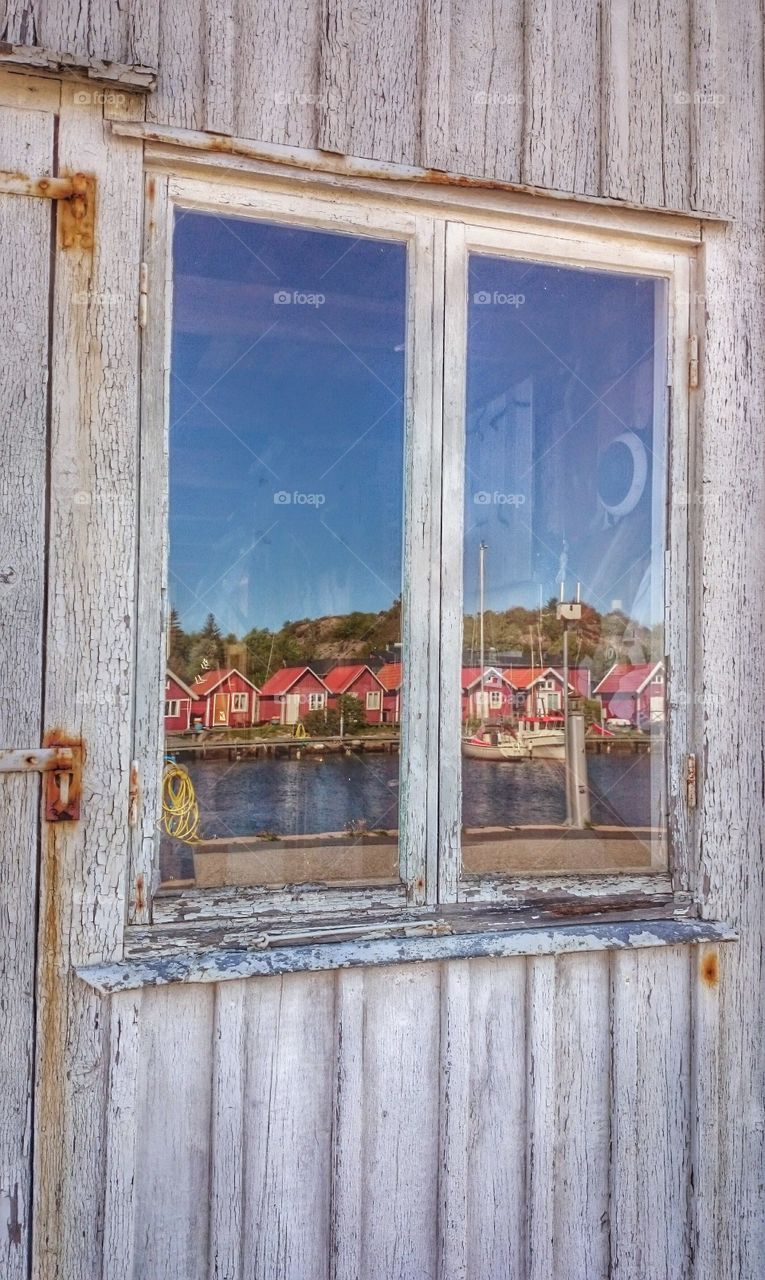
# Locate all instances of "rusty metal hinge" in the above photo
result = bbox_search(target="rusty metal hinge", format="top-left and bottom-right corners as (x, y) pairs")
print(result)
(688, 334), (699, 389)
(138, 261), (148, 328)
(683, 753), (698, 809)
(0, 742), (83, 820)
(0, 169), (95, 250)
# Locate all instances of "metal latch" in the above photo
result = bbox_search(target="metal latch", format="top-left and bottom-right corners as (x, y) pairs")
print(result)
(0, 743), (83, 821)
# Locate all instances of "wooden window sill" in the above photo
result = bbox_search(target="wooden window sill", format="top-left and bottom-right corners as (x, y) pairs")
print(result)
(76, 918), (736, 993)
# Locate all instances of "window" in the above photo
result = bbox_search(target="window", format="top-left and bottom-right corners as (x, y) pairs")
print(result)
(164, 700), (180, 718)
(134, 170), (693, 934)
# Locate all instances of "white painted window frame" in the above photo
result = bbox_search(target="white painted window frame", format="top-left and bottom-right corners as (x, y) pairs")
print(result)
(366, 690), (382, 710)
(130, 155), (698, 942)
(132, 175), (439, 927)
(440, 218), (693, 906)
(308, 692), (326, 711)
(230, 692), (247, 712)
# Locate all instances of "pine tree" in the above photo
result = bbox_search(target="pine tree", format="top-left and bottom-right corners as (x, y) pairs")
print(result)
(189, 613), (225, 677)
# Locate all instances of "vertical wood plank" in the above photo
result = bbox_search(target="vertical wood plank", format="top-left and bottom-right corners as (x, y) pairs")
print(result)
(148, 0), (206, 129)
(208, 983), (247, 1280)
(0, 103), (53, 1280)
(359, 964), (440, 1279)
(625, 0), (692, 209)
(463, 959), (526, 1279)
(689, 0), (730, 213)
(600, 0), (631, 201)
(522, 0), (601, 195)
(526, 955), (556, 1280)
(241, 972), (335, 1280)
(689, 945), (721, 1280)
(33, 86), (145, 1280)
(231, 0), (323, 148)
(101, 993), (143, 1280)
(420, 0), (525, 181)
(330, 970), (365, 1280)
(611, 948), (692, 1280)
(553, 953), (610, 1280)
(203, 0), (236, 136)
(437, 961), (471, 1280)
(318, 0), (425, 164)
(132, 986), (215, 1280)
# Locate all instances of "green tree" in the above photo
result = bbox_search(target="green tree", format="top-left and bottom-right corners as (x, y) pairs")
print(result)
(189, 612), (224, 677)
(167, 607), (192, 682)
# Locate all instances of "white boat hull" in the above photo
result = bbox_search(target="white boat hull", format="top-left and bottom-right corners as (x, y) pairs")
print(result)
(462, 736), (528, 761)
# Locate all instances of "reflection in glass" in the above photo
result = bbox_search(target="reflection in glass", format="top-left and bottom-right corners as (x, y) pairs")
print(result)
(160, 212), (406, 890)
(461, 256), (667, 874)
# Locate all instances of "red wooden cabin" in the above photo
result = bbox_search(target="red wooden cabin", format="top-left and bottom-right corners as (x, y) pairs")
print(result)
(164, 670), (196, 733)
(594, 660), (666, 728)
(377, 662), (402, 724)
(461, 667), (516, 721)
(257, 666), (330, 725)
(324, 664), (387, 725)
(190, 668), (260, 728)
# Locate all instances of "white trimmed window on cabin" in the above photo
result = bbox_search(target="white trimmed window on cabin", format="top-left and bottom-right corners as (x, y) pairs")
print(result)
(164, 700), (180, 718)
(133, 166), (694, 940)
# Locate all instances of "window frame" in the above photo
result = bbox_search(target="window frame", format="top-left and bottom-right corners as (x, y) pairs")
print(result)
(129, 157), (699, 944)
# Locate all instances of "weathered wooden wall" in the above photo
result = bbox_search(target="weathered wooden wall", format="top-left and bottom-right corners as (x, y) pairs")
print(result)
(0, 1), (762, 1278)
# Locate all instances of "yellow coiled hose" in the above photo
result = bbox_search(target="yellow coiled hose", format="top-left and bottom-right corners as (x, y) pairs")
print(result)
(161, 760), (200, 844)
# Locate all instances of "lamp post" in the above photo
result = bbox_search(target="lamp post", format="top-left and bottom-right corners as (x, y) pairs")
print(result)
(557, 585), (590, 827)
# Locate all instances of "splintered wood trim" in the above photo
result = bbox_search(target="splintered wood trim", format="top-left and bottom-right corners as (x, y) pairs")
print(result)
(108, 121), (731, 224)
(0, 44), (156, 89)
(77, 918), (736, 991)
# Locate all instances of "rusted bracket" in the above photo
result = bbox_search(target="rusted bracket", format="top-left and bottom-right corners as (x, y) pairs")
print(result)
(0, 743), (83, 821)
(0, 169), (95, 250)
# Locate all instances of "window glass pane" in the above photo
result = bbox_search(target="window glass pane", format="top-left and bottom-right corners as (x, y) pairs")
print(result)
(161, 211), (407, 891)
(462, 255), (667, 875)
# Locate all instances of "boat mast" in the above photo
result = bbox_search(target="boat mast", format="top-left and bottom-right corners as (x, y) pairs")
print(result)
(479, 541), (486, 720)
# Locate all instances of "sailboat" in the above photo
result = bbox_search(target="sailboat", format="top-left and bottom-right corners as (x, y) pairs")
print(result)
(462, 543), (528, 761)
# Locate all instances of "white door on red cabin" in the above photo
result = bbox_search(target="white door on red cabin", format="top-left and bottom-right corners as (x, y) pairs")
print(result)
(284, 693), (301, 725)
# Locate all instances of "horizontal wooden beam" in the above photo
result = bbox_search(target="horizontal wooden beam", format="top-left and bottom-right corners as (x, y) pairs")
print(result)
(110, 120), (731, 222)
(77, 918), (737, 992)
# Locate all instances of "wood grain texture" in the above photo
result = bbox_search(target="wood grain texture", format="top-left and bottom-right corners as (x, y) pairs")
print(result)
(420, 0), (525, 180)
(32, 86), (144, 1280)
(522, 0), (601, 195)
(693, 3), (765, 1274)
(0, 102), (52, 1280)
(318, 0), (425, 164)
(132, 985), (215, 1279)
(610, 947), (691, 1280)
(553, 953), (610, 1279)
